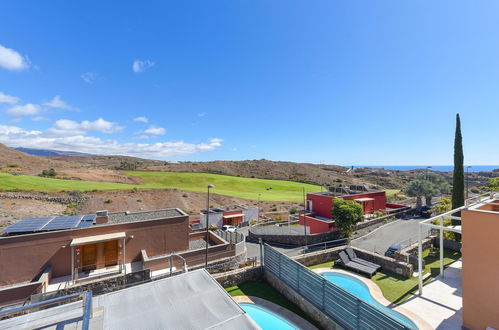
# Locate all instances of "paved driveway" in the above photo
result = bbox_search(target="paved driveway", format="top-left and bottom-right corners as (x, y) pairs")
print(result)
(351, 217), (432, 255)
(238, 227), (304, 261)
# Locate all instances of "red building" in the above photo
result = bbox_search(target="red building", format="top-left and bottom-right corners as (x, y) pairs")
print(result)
(299, 185), (407, 234)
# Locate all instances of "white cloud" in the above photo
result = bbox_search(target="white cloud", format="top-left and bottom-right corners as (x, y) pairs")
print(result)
(43, 96), (73, 110)
(132, 59), (155, 73)
(0, 124), (222, 158)
(47, 118), (124, 136)
(5, 103), (42, 116)
(133, 116), (148, 123)
(0, 45), (30, 71)
(0, 92), (19, 104)
(144, 125), (166, 135)
(81, 72), (98, 84)
(32, 116), (49, 121)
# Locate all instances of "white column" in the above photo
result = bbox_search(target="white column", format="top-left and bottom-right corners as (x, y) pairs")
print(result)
(418, 223), (423, 295)
(440, 216), (444, 278)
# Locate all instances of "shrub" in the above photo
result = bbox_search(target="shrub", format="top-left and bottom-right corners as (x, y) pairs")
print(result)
(104, 199), (113, 204)
(289, 208), (298, 215)
(40, 168), (57, 177)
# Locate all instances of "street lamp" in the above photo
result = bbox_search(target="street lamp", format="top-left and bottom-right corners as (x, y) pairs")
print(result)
(426, 166), (432, 180)
(205, 184), (215, 267)
(302, 187), (308, 248)
(466, 166), (472, 199)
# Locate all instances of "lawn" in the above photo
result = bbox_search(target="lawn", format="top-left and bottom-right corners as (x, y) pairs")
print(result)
(126, 171), (321, 201)
(226, 280), (320, 327)
(0, 171), (321, 202)
(308, 248), (461, 305)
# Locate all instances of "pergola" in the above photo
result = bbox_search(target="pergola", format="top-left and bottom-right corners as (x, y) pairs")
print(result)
(417, 192), (498, 294)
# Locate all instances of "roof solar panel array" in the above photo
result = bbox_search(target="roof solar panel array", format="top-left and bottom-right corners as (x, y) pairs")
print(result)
(2, 215), (96, 234)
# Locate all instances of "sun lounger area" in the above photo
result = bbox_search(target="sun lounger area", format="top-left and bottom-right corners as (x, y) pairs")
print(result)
(335, 248), (381, 277)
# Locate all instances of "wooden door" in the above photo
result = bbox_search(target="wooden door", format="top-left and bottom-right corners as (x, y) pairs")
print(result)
(104, 240), (119, 267)
(81, 244), (97, 271)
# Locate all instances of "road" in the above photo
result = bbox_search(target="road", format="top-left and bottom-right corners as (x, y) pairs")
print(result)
(351, 217), (432, 255)
(238, 227), (304, 260)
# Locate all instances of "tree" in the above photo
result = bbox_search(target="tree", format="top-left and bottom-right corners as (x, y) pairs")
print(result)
(433, 197), (451, 215)
(452, 114), (465, 210)
(405, 179), (432, 210)
(488, 177), (499, 191)
(332, 198), (364, 238)
(418, 173), (450, 206)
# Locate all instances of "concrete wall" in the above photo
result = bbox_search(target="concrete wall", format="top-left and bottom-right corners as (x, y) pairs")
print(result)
(199, 212), (223, 227)
(299, 214), (336, 234)
(462, 209), (499, 330)
(0, 215), (189, 286)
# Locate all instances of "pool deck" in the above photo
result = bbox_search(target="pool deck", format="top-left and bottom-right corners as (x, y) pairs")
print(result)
(312, 268), (432, 330)
(398, 260), (462, 330)
(232, 295), (318, 330)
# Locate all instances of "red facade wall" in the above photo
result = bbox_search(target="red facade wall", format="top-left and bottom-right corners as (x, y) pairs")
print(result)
(299, 214), (336, 234)
(307, 191), (387, 219)
(0, 215), (188, 286)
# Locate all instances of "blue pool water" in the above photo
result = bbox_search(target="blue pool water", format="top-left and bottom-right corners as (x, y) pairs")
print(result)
(322, 272), (417, 329)
(240, 303), (299, 330)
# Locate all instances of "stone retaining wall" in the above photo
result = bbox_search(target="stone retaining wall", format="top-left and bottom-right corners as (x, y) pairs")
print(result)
(213, 266), (262, 288)
(433, 237), (462, 251)
(0, 192), (88, 204)
(248, 229), (340, 246)
(352, 247), (413, 278)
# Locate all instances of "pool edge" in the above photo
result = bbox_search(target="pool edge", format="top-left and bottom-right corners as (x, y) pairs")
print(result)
(313, 268), (432, 330)
(232, 295), (318, 330)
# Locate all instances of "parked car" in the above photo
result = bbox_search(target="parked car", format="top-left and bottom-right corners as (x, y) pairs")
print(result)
(384, 244), (407, 258)
(221, 225), (237, 232)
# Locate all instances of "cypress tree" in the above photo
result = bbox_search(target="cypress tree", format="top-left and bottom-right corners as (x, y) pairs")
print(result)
(452, 114), (464, 233)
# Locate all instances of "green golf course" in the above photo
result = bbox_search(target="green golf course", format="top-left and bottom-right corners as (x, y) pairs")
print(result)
(0, 171), (321, 202)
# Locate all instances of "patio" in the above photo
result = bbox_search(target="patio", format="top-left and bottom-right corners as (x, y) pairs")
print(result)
(399, 260), (462, 329)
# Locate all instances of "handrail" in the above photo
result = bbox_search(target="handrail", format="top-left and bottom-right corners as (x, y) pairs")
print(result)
(0, 291), (92, 330)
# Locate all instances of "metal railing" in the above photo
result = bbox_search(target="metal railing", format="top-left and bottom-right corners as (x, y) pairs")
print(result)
(73, 259), (125, 282)
(263, 244), (412, 330)
(0, 291), (92, 330)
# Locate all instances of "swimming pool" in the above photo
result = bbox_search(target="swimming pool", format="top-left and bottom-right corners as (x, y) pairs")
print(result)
(239, 303), (299, 330)
(321, 272), (417, 329)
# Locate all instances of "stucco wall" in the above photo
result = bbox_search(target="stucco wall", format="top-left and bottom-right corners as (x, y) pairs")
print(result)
(0, 215), (189, 286)
(461, 209), (499, 330)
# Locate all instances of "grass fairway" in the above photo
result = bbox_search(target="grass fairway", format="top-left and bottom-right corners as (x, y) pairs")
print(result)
(126, 171), (321, 201)
(0, 171), (321, 201)
(0, 172), (137, 191)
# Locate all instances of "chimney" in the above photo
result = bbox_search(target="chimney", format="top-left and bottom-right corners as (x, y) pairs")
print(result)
(95, 210), (109, 224)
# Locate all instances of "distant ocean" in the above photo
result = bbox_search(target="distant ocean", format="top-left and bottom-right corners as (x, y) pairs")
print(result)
(349, 165), (499, 172)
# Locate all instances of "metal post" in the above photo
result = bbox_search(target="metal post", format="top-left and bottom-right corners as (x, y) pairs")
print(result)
(205, 184), (214, 267)
(466, 166), (471, 199)
(259, 238), (264, 266)
(170, 255), (173, 277)
(440, 216), (444, 278)
(418, 223), (423, 295)
(303, 187), (308, 248)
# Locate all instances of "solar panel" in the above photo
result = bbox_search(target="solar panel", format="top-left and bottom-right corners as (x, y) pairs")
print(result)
(82, 215), (96, 221)
(3, 217), (53, 233)
(42, 216), (82, 231)
(77, 214), (95, 228)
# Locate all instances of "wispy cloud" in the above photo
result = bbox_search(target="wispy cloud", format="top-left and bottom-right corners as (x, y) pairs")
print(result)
(0, 92), (19, 105)
(133, 116), (149, 123)
(32, 116), (49, 121)
(81, 72), (98, 84)
(132, 59), (155, 73)
(5, 104), (42, 116)
(47, 118), (124, 136)
(144, 125), (166, 135)
(0, 44), (30, 71)
(43, 95), (74, 110)
(0, 124), (223, 158)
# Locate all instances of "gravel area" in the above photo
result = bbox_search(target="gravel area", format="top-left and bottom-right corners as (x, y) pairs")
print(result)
(107, 209), (185, 224)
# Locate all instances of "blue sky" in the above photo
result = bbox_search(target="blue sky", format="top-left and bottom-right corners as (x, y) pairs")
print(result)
(0, 1), (498, 165)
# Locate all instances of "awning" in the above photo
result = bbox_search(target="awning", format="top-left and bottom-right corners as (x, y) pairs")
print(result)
(222, 214), (244, 219)
(354, 198), (375, 202)
(71, 232), (126, 246)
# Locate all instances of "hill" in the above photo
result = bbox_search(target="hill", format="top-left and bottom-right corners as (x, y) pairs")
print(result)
(0, 143), (71, 175)
(15, 147), (94, 157)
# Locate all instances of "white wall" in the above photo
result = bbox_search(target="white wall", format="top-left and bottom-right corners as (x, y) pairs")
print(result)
(199, 213), (223, 227)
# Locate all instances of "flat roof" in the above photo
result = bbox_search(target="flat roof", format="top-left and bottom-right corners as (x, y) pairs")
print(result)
(106, 208), (187, 224)
(93, 269), (258, 329)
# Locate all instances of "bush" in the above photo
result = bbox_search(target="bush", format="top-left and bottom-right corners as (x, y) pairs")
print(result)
(104, 199), (113, 204)
(40, 168), (57, 177)
(289, 208), (298, 215)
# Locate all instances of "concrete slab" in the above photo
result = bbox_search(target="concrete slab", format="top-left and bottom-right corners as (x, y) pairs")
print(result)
(399, 260), (462, 329)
